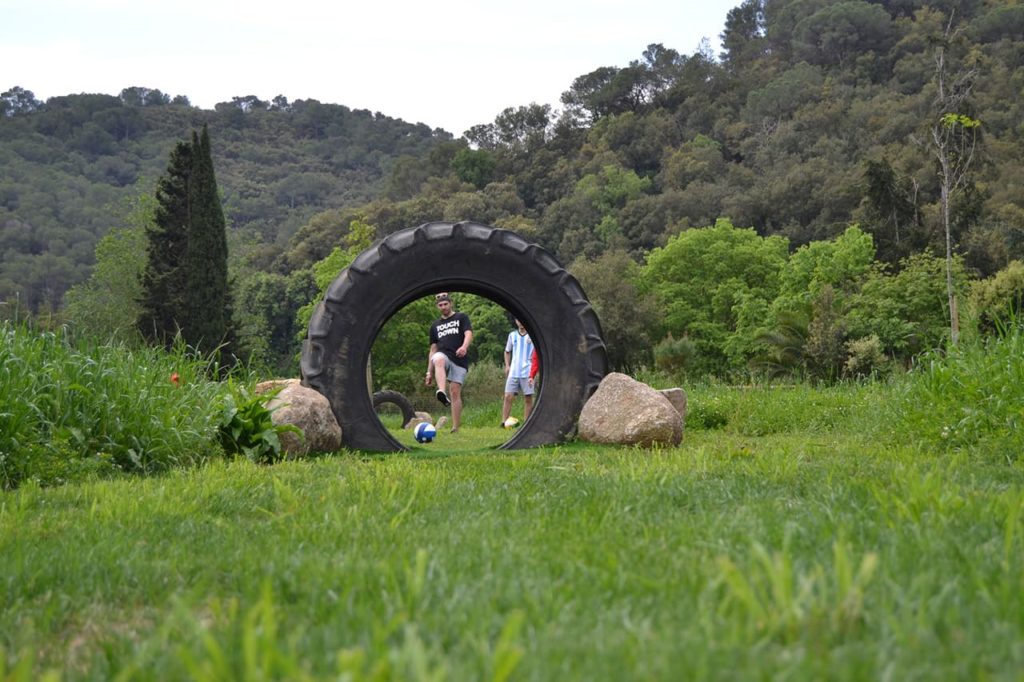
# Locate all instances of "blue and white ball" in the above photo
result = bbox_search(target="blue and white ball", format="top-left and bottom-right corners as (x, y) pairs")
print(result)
(414, 422), (437, 443)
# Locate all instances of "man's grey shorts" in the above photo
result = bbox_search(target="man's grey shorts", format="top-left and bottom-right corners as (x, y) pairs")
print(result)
(504, 375), (534, 396)
(432, 351), (468, 384)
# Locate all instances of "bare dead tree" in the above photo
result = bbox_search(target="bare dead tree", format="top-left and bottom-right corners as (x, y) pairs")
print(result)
(929, 10), (980, 345)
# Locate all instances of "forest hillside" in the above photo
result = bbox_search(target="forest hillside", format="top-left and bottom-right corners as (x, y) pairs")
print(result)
(0, 90), (450, 311)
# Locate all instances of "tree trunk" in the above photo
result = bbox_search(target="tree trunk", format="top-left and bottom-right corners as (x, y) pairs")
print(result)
(940, 170), (960, 345)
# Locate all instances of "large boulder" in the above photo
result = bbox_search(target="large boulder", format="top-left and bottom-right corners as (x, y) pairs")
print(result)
(578, 373), (683, 447)
(263, 382), (342, 456)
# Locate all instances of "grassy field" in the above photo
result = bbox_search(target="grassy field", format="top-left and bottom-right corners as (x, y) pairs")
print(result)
(2, 320), (1024, 679)
(3, 381), (1023, 680)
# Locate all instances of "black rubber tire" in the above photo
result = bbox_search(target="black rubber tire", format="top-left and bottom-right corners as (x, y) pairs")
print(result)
(301, 221), (608, 451)
(372, 389), (417, 427)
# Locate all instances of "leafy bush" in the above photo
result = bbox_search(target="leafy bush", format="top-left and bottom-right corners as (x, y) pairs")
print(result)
(844, 335), (889, 379)
(217, 385), (300, 464)
(653, 334), (696, 377)
(968, 260), (1024, 335)
(640, 219), (788, 376)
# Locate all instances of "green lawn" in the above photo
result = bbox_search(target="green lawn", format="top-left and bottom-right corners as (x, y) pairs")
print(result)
(3, 386), (1023, 680)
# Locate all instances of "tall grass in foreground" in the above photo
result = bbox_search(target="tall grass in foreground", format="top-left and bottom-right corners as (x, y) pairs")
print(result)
(0, 321), (225, 488)
(891, 320), (1024, 459)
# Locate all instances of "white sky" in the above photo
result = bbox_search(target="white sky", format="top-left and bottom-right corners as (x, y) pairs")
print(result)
(1, 0), (739, 136)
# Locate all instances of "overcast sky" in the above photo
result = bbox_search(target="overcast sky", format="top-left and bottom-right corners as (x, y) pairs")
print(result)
(2, 0), (739, 136)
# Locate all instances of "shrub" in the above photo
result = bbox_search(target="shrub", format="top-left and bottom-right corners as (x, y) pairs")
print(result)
(968, 260), (1024, 335)
(653, 334), (696, 377)
(844, 335), (889, 379)
(217, 384), (300, 464)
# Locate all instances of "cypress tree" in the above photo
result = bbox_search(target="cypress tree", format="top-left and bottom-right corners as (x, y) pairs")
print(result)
(137, 140), (192, 347)
(182, 125), (230, 353)
(137, 125), (232, 357)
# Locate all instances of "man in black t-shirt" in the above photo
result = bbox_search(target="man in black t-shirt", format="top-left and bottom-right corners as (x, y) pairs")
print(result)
(425, 292), (473, 433)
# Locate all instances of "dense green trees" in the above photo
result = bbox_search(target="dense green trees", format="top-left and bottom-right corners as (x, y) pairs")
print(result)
(642, 219), (789, 374)
(63, 193), (152, 342)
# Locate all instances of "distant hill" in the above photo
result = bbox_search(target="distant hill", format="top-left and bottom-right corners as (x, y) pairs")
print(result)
(5, 0), (1024, 322)
(0, 89), (451, 311)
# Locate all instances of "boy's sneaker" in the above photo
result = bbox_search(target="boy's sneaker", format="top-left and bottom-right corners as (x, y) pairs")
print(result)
(436, 390), (451, 406)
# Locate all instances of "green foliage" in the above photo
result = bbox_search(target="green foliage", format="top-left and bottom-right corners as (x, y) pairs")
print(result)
(642, 218), (788, 376)
(217, 385), (300, 464)
(451, 147), (496, 189)
(137, 139), (192, 347)
(659, 134), (727, 190)
(752, 235), (962, 380)
(750, 308), (810, 380)
(458, 295), (509, 366)
(294, 218), (377, 337)
(233, 269), (316, 374)
(750, 226), (875, 380)
(135, 126), (234, 358)
(803, 285), (848, 383)
(792, 1), (896, 69)
(774, 225), (875, 311)
(846, 252), (965, 356)
(859, 158), (925, 264)
(63, 189), (153, 344)
(968, 260), (1024, 334)
(370, 296), (437, 394)
(571, 249), (659, 370)
(844, 334), (889, 379)
(652, 333), (696, 378)
(575, 164), (651, 214)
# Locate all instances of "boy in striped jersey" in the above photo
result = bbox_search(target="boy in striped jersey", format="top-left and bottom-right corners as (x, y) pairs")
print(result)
(502, 318), (535, 426)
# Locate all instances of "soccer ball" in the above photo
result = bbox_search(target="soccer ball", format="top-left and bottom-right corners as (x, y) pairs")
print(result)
(503, 417), (520, 429)
(414, 422), (437, 443)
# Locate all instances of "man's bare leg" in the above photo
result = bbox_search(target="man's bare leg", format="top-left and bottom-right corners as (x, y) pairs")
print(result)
(450, 382), (463, 432)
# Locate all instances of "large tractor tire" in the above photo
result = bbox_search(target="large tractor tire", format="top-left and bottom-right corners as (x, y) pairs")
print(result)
(301, 221), (607, 451)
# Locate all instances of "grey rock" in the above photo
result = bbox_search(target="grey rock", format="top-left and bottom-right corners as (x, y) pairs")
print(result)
(579, 372), (683, 447)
